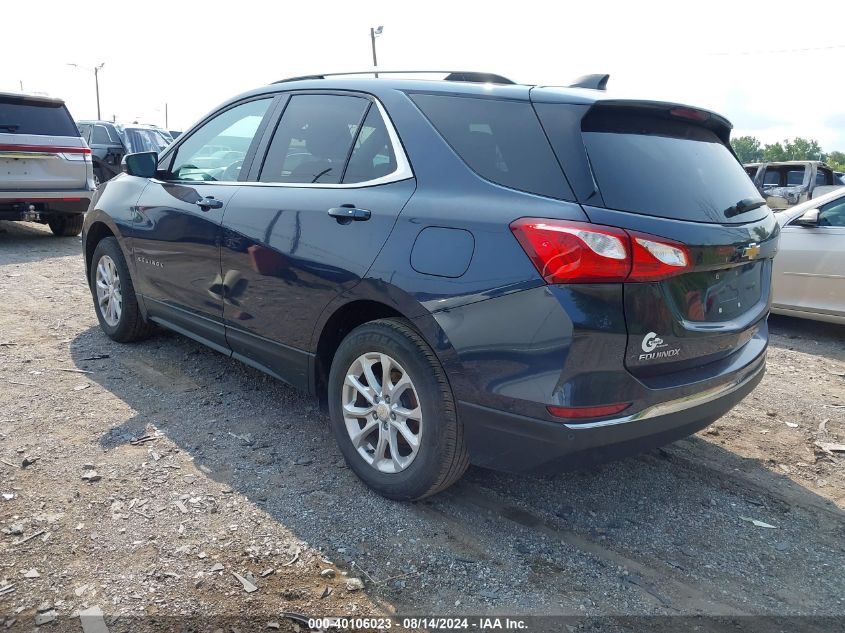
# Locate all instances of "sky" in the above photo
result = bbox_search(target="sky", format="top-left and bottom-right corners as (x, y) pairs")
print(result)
(3, 0), (844, 150)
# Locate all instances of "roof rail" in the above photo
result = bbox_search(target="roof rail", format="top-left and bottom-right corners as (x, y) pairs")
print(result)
(273, 70), (516, 85)
(568, 74), (610, 90)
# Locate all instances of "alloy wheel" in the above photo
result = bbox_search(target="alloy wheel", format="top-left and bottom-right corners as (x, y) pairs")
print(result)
(342, 352), (423, 473)
(95, 255), (122, 327)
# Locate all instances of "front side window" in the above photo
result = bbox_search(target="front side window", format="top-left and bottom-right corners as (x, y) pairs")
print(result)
(819, 196), (845, 227)
(763, 170), (780, 186)
(170, 98), (272, 182)
(260, 95), (369, 184)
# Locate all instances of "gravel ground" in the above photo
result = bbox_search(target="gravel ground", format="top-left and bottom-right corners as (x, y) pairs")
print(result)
(1, 220), (844, 632)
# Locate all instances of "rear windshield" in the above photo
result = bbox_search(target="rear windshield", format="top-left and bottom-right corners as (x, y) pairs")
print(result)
(409, 93), (573, 200)
(0, 96), (80, 137)
(577, 109), (762, 223)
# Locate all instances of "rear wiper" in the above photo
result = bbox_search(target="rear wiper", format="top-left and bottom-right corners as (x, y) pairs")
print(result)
(723, 197), (766, 218)
(0, 123), (20, 132)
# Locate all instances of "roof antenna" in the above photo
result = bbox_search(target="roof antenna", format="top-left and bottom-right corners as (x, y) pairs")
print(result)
(569, 74), (610, 90)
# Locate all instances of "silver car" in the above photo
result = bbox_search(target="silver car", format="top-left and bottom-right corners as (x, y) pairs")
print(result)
(772, 188), (845, 324)
(1, 92), (94, 236)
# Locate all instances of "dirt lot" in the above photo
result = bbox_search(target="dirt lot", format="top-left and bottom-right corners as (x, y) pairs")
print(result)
(1, 221), (844, 632)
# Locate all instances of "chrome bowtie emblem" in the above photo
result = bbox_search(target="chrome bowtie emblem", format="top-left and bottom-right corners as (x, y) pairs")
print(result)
(742, 243), (760, 260)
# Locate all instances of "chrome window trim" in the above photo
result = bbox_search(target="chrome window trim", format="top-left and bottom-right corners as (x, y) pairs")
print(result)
(161, 97), (413, 189)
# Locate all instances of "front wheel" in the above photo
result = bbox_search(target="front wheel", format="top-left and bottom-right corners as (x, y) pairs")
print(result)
(89, 237), (155, 342)
(328, 318), (469, 500)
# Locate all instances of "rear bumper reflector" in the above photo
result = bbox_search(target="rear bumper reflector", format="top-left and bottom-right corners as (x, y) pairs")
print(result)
(547, 403), (632, 419)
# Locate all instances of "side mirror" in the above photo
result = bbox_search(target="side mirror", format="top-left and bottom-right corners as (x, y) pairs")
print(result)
(794, 208), (820, 226)
(121, 151), (158, 178)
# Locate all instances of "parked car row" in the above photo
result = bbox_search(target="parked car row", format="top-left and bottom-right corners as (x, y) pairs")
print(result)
(1, 90), (177, 236)
(76, 120), (173, 184)
(1, 91), (94, 236)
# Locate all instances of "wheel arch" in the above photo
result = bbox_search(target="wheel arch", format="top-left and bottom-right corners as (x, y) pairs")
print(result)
(83, 212), (128, 281)
(310, 287), (463, 407)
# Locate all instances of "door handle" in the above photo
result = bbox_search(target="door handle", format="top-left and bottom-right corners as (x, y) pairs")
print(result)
(328, 206), (371, 222)
(195, 196), (224, 211)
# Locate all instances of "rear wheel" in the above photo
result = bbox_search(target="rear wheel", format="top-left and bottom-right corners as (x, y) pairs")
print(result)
(328, 318), (469, 500)
(48, 214), (84, 237)
(90, 237), (155, 342)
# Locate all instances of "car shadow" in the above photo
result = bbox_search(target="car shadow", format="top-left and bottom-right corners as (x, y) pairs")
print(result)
(0, 220), (82, 265)
(69, 323), (845, 619)
(769, 314), (845, 361)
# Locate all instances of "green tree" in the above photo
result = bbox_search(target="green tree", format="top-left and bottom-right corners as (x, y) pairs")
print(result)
(731, 136), (763, 163)
(825, 150), (845, 171)
(784, 137), (823, 160)
(762, 141), (787, 162)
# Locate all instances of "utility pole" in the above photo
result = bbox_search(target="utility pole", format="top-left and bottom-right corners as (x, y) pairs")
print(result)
(165, 103), (169, 128)
(370, 26), (383, 78)
(67, 63), (105, 119)
(19, 80), (23, 92)
(93, 64), (103, 119)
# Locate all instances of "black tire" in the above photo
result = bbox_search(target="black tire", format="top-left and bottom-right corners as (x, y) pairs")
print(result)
(48, 214), (84, 237)
(93, 168), (104, 187)
(328, 318), (469, 500)
(89, 237), (155, 342)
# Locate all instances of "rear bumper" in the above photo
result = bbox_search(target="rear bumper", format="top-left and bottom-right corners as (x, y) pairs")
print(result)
(459, 347), (766, 474)
(0, 190), (92, 217)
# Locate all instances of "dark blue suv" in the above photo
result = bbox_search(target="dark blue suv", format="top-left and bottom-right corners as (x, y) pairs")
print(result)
(82, 71), (777, 500)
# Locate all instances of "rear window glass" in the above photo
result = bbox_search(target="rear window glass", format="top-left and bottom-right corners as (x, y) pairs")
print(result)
(409, 93), (573, 200)
(0, 97), (80, 137)
(576, 109), (762, 223)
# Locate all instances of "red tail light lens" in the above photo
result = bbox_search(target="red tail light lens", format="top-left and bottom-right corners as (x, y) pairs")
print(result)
(0, 144), (91, 154)
(628, 232), (691, 281)
(510, 219), (630, 283)
(510, 218), (692, 284)
(547, 402), (631, 419)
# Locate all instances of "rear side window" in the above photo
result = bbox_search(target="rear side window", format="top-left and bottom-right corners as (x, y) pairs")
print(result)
(570, 109), (763, 223)
(0, 97), (80, 137)
(92, 125), (117, 144)
(410, 94), (572, 200)
(260, 95), (369, 184)
(343, 106), (397, 184)
(786, 169), (805, 186)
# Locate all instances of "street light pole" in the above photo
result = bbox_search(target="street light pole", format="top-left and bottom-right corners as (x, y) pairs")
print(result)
(370, 26), (383, 78)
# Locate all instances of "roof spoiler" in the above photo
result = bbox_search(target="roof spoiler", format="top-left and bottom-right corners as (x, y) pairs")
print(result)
(569, 74), (610, 91)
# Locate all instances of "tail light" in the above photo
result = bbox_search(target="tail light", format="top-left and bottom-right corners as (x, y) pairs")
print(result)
(510, 218), (691, 284)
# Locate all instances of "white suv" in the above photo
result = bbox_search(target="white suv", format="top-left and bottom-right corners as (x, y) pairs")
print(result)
(1, 92), (94, 236)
